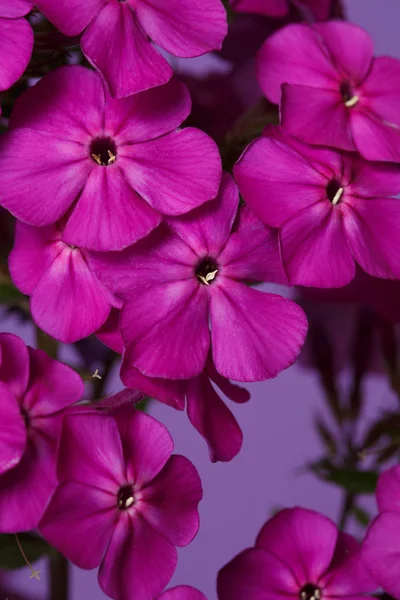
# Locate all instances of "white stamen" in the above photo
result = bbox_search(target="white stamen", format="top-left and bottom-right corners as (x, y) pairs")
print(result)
(331, 187), (344, 205)
(345, 95), (359, 108)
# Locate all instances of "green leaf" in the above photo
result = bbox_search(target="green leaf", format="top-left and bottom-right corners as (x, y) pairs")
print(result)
(312, 464), (378, 494)
(0, 533), (54, 570)
(0, 283), (26, 305)
(352, 505), (372, 527)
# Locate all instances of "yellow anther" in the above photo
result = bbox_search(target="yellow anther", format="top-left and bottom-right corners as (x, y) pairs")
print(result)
(345, 95), (359, 108)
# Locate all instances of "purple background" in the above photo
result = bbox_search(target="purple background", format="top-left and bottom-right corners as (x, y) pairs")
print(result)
(3, 1), (400, 598)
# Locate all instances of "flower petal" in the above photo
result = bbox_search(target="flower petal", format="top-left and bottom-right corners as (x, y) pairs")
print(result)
(0, 332), (30, 399)
(257, 23), (338, 104)
(343, 198), (400, 280)
(135, 0), (227, 57)
(82, 2), (172, 98)
(376, 465), (400, 513)
(231, 0), (288, 17)
(0, 16), (32, 91)
(158, 586), (207, 600)
(218, 547), (298, 600)
(122, 128), (222, 216)
(34, 0), (105, 35)
(99, 513), (177, 600)
(105, 78), (191, 144)
(362, 512), (400, 599)
(57, 412), (125, 490)
(122, 280), (210, 380)
(96, 308), (125, 354)
(210, 280), (307, 381)
(167, 172), (238, 257)
(351, 107), (400, 163)
(9, 65), (105, 142)
(206, 359), (250, 404)
(0, 382), (26, 475)
(361, 57), (400, 126)
(140, 454), (202, 545)
(40, 481), (115, 569)
(280, 203), (356, 288)
(63, 166), (161, 251)
(0, 129), (90, 226)
(281, 83), (355, 150)
(186, 372), (243, 462)
(348, 158), (400, 198)
(0, 0), (33, 18)
(256, 507), (338, 585)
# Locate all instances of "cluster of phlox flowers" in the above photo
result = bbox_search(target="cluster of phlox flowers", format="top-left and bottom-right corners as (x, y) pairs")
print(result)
(1, 0), (400, 599)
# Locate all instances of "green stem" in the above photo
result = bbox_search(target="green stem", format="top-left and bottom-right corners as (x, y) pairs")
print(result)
(49, 552), (69, 600)
(338, 492), (355, 530)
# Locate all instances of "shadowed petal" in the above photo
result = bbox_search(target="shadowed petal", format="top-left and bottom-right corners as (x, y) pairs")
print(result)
(206, 359), (250, 404)
(96, 308), (125, 354)
(231, 0), (288, 17)
(360, 57), (400, 126)
(351, 108), (400, 163)
(376, 465), (400, 513)
(0, 17), (33, 91)
(0, 333), (30, 399)
(34, 0), (105, 35)
(362, 512), (400, 599)
(0, 382), (26, 475)
(210, 280), (307, 381)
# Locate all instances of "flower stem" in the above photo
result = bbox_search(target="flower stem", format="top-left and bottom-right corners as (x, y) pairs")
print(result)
(49, 552), (69, 600)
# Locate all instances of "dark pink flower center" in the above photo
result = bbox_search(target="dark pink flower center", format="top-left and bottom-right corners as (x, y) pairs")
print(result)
(21, 407), (30, 429)
(300, 584), (321, 600)
(117, 485), (135, 510)
(196, 259), (219, 286)
(340, 81), (359, 108)
(90, 137), (118, 166)
(326, 178), (344, 205)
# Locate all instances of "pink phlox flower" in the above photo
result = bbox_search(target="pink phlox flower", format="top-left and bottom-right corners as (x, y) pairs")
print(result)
(90, 172), (308, 383)
(0, 333), (84, 532)
(257, 20), (400, 161)
(158, 586), (207, 600)
(34, 0), (227, 98)
(234, 125), (400, 288)
(9, 221), (122, 343)
(0, 66), (222, 252)
(40, 407), (202, 600)
(218, 507), (376, 600)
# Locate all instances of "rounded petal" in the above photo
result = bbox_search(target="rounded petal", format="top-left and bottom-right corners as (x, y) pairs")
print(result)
(218, 547), (298, 600)
(113, 408), (174, 488)
(34, 0), (105, 35)
(40, 481), (115, 569)
(0, 129), (90, 227)
(140, 454), (202, 545)
(9, 65), (105, 142)
(257, 23), (338, 104)
(186, 372), (243, 462)
(96, 308), (125, 354)
(206, 359), (250, 404)
(136, 0), (227, 57)
(0, 382), (26, 475)
(376, 465), (400, 513)
(351, 107), (400, 163)
(0, 332), (30, 399)
(63, 166), (161, 251)
(256, 507), (338, 586)
(360, 56), (400, 126)
(210, 280), (308, 382)
(280, 203), (356, 288)
(231, 0), (288, 17)
(99, 513), (177, 600)
(362, 512), (400, 598)
(0, 0), (33, 18)
(82, 2), (172, 98)
(0, 16), (33, 91)
(158, 586), (207, 600)
(121, 128), (222, 216)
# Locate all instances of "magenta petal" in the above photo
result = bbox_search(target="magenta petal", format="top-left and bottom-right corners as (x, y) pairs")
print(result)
(40, 481), (115, 569)
(0, 0), (33, 18)
(10, 66), (105, 142)
(210, 280), (307, 382)
(231, 0), (288, 17)
(105, 78), (191, 145)
(315, 22), (373, 83)
(376, 465), (400, 512)
(280, 203), (356, 288)
(121, 354), (186, 411)
(167, 172), (238, 257)
(122, 128), (222, 216)
(361, 57), (400, 125)
(34, 0), (105, 35)
(0, 130), (90, 226)
(96, 308), (125, 354)
(206, 359), (250, 404)
(63, 166), (161, 251)
(114, 409), (174, 487)
(0, 382), (26, 475)
(0, 16), (32, 91)
(30, 246), (112, 343)
(349, 159), (400, 198)
(136, 0), (227, 57)
(82, 2), (172, 98)
(158, 586), (207, 600)
(99, 513), (177, 600)
(351, 108), (400, 163)
(220, 206), (287, 284)
(140, 454), (202, 545)
(0, 332), (30, 399)
(257, 23), (338, 104)
(281, 84), (356, 151)
(218, 547), (298, 600)
(186, 372), (243, 462)
(256, 507), (338, 585)
(57, 413), (125, 490)
(362, 512), (400, 599)
(122, 280), (210, 380)
(343, 198), (400, 280)
(23, 347), (83, 416)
